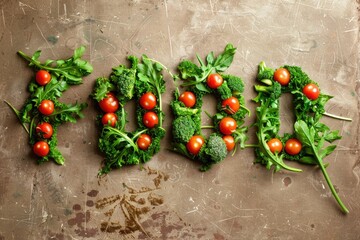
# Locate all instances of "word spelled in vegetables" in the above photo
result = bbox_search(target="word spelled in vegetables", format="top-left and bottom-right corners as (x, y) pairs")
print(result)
(5, 46), (93, 164)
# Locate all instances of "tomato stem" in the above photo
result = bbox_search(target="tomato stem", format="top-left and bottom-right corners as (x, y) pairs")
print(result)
(323, 112), (352, 122)
(4, 100), (30, 135)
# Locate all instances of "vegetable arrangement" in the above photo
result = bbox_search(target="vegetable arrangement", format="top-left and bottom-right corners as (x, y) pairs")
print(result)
(92, 55), (166, 175)
(253, 61), (351, 213)
(170, 44), (250, 171)
(5, 46), (93, 164)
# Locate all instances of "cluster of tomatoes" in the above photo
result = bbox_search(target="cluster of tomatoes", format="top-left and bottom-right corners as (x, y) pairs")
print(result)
(99, 91), (160, 151)
(265, 67), (320, 156)
(33, 70), (55, 157)
(179, 73), (241, 155)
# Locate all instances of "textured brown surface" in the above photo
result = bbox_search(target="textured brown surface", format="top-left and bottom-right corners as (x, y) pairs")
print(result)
(0, 1), (359, 239)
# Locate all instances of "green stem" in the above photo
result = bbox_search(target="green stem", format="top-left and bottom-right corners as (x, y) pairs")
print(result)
(240, 105), (251, 117)
(105, 127), (138, 150)
(244, 144), (258, 148)
(323, 112), (352, 122)
(201, 125), (214, 129)
(147, 58), (177, 80)
(312, 144), (349, 214)
(4, 100), (30, 135)
(181, 67), (214, 87)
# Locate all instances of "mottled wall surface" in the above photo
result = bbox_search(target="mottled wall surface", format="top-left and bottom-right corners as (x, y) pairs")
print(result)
(0, 0), (359, 239)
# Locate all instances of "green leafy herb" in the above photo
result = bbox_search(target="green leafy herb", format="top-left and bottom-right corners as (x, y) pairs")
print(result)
(6, 46), (92, 164)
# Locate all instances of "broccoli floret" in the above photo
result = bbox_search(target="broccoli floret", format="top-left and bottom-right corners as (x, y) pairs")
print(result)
(172, 115), (196, 143)
(253, 82), (282, 102)
(223, 75), (244, 95)
(110, 66), (136, 101)
(257, 61), (274, 81)
(171, 101), (199, 117)
(216, 81), (232, 100)
(201, 134), (227, 164)
(285, 65), (312, 91)
(178, 60), (202, 80)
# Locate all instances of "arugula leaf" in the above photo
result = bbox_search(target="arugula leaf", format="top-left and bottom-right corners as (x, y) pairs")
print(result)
(295, 120), (348, 213)
(178, 43), (237, 87)
(18, 46), (93, 85)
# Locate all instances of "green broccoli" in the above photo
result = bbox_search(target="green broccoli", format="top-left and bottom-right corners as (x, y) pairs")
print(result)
(200, 134), (227, 164)
(253, 81), (282, 103)
(223, 75), (244, 95)
(216, 81), (232, 100)
(257, 61), (274, 81)
(178, 60), (202, 80)
(111, 66), (136, 101)
(172, 115), (196, 143)
(171, 101), (199, 117)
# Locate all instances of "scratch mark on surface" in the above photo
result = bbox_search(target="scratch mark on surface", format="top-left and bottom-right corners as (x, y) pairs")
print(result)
(35, 22), (57, 57)
(194, 211), (229, 237)
(209, 0), (214, 14)
(19, 2), (36, 15)
(167, 25), (173, 58)
(1, 8), (5, 28)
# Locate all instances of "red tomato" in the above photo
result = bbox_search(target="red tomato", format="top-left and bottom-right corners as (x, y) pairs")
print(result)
(33, 141), (50, 157)
(99, 93), (119, 113)
(139, 92), (157, 110)
(186, 135), (204, 155)
(302, 83), (320, 100)
(273, 68), (290, 86)
(222, 135), (235, 151)
(36, 122), (53, 139)
(285, 138), (302, 155)
(219, 117), (237, 135)
(222, 97), (240, 114)
(267, 138), (283, 154)
(207, 73), (223, 89)
(36, 70), (51, 86)
(143, 111), (159, 128)
(102, 113), (117, 127)
(38, 100), (54, 115)
(179, 91), (196, 108)
(137, 134), (152, 150)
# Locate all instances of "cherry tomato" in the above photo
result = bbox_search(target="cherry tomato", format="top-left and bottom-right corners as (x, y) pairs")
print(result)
(139, 92), (157, 110)
(267, 138), (283, 154)
(273, 68), (290, 86)
(39, 100), (54, 115)
(99, 93), (119, 113)
(137, 134), (152, 150)
(102, 113), (117, 127)
(186, 135), (204, 155)
(222, 135), (235, 151)
(36, 70), (51, 86)
(179, 91), (196, 108)
(219, 117), (237, 135)
(36, 122), (53, 139)
(302, 83), (320, 100)
(143, 111), (159, 128)
(285, 138), (302, 155)
(207, 73), (223, 89)
(222, 97), (240, 114)
(33, 141), (50, 157)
